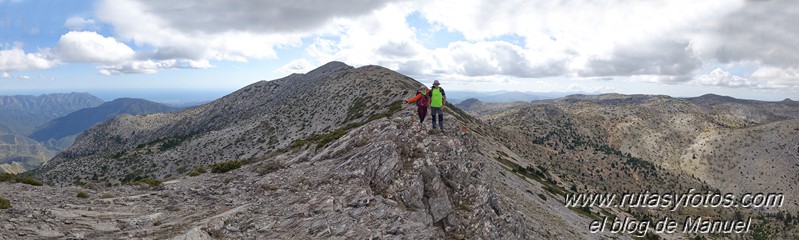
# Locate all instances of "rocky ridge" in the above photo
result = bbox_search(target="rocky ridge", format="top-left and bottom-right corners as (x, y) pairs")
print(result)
(4, 62), (623, 238)
(3, 114), (612, 239)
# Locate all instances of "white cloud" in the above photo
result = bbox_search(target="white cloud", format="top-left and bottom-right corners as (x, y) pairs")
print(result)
(416, 0), (738, 80)
(92, 0), (395, 65)
(0, 44), (58, 72)
(577, 40), (701, 78)
(408, 41), (567, 78)
(64, 17), (97, 30)
(276, 59), (315, 74)
(50, 31), (212, 74)
(18, 75), (29, 79)
(298, 4), (564, 80)
(692, 1), (799, 69)
(54, 31), (135, 63)
(119, 0), (401, 34)
(2, 72), (10, 79)
(750, 67), (799, 90)
(691, 68), (761, 88)
(303, 3), (425, 66)
(7, 0), (792, 94)
(98, 59), (212, 75)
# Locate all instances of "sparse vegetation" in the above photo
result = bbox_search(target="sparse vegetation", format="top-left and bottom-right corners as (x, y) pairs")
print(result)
(210, 160), (242, 173)
(346, 97), (370, 120)
(261, 182), (278, 191)
(188, 166), (206, 176)
(159, 136), (190, 151)
(0, 196), (10, 209)
(568, 206), (600, 221)
(0, 173), (44, 186)
(366, 100), (403, 121)
(293, 101), (404, 149)
(445, 102), (478, 124)
(136, 135), (193, 152)
(257, 161), (285, 176)
(18, 177), (44, 186)
(132, 178), (161, 187)
(76, 192), (90, 198)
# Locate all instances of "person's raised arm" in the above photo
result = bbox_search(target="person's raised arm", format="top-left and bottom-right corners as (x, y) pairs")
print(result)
(405, 93), (421, 103)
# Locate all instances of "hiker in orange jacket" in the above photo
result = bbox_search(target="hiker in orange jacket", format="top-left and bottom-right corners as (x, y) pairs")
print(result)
(405, 86), (430, 124)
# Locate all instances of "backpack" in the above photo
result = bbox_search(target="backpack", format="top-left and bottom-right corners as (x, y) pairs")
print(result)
(416, 91), (430, 107)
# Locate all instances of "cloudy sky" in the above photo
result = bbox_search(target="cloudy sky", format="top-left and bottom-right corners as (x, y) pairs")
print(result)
(0, 0), (797, 101)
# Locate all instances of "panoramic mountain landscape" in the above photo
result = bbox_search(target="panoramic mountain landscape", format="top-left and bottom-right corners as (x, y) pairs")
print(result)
(2, 0), (798, 239)
(3, 62), (610, 239)
(0, 62), (795, 239)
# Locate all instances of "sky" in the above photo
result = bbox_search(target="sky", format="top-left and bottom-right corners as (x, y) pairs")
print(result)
(0, 0), (797, 102)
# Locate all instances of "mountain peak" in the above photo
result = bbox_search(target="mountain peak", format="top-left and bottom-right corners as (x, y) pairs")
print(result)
(306, 61), (353, 76)
(34, 62), (422, 185)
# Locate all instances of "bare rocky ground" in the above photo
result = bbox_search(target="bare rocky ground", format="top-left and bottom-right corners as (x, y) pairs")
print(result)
(1, 110), (621, 239)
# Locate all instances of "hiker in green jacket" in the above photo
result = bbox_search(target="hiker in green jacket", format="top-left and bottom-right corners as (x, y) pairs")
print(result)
(427, 80), (446, 130)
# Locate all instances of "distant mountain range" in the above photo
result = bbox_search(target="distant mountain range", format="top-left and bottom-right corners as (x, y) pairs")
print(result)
(0, 95), (180, 174)
(30, 98), (179, 145)
(446, 90), (581, 104)
(455, 98), (531, 116)
(0, 93), (104, 174)
(0, 93), (104, 135)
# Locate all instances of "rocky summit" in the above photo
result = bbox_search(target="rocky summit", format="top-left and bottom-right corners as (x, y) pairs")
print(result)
(3, 62), (615, 239)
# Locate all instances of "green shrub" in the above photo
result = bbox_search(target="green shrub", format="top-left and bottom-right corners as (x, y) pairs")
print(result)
(76, 192), (90, 199)
(132, 178), (161, 187)
(0, 173), (13, 182)
(210, 160), (242, 173)
(0, 196), (10, 209)
(292, 101), (403, 149)
(257, 161), (285, 176)
(18, 176), (43, 186)
(188, 166), (206, 176)
(0, 173), (43, 186)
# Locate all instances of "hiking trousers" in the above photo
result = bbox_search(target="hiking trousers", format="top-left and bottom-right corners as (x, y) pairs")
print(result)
(417, 106), (428, 123)
(431, 107), (443, 129)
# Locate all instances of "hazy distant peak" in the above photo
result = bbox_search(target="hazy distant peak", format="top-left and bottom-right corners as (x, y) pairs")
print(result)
(695, 93), (736, 100)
